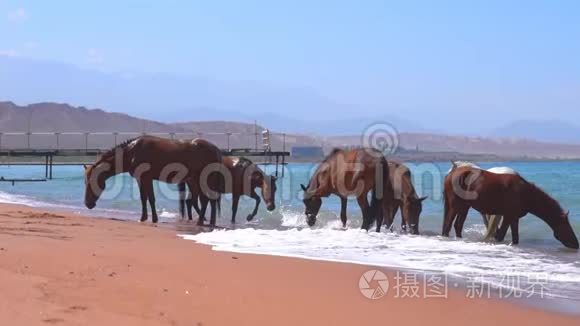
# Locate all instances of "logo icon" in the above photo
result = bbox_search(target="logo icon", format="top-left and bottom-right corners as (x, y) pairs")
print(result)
(359, 269), (389, 299)
(361, 122), (399, 156)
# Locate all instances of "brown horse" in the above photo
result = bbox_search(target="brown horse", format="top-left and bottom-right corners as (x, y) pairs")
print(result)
(384, 162), (427, 234)
(300, 148), (394, 232)
(178, 156), (277, 223)
(443, 166), (579, 249)
(84, 136), (223, 224)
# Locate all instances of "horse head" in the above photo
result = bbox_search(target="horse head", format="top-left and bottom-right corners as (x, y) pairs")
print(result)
(84, 160), (113, 209)
(402, 196), (428, 235)
(554, 211), (579, 249)
(259, 173), (277, 212)
(301, 183), (322, 227)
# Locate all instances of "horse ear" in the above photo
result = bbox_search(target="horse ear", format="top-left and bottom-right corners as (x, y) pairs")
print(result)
(564, 210), (570, 219)
(83, 164), (89, 171)
(271, 174), (278, 182)
(417, 196), (428, 202)
(301, 184), (307, 192)
(450, 161), (457, 168)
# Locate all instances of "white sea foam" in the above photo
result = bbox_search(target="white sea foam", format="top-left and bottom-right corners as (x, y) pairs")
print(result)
(180, 215), (580, 301)
(0, 190), (63, 208)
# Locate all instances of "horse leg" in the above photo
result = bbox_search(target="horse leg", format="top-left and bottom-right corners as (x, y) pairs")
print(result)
(357, 195), (371, 231)
(145, 180), (158, 223)
(495, 217), (511, 242)
(340, 196), (348, 228)
(481, 213), (489, 228)
(442, 196), (457, 237)
(198, 194), (209, 226)
(138, 181), (148, 222)
(186, 182), (201, 221)
(383, 202), (398, 225)
(231, 194), (240, 223)
(453, 208), (469, 238)
(373, 195), (384, 233)
(185, 193), (193, 221)
(483, 215), (501, 241)
(246, 190), (261, 221)
(391, 202), (403, 231)
(190, 193), (202, 221)
(209, 199), (217, 226)
(381, 199), (396, 232)
(510, 219), (519, 245)
(178, 182), (187, 219)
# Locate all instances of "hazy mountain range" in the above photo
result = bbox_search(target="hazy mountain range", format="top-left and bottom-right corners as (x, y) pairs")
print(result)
(2, 101), (580, 159)
(2, 55), (579, 142)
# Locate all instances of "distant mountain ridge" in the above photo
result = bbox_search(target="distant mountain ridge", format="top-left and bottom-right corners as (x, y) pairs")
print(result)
(2, 101), (580, 159)
(490, 120), (580, 144)
(0, 101), (177, 133)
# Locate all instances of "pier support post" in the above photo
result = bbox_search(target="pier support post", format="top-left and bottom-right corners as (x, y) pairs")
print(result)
(281, 153), (286, 177)
(84, 133), (89, 152)
(49, 155), (53, 179)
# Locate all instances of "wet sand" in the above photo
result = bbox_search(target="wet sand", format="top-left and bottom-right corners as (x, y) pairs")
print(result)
(0, 203), (578, 325)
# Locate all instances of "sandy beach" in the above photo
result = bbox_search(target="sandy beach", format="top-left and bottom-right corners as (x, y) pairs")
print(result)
(0, 203), (577, 326)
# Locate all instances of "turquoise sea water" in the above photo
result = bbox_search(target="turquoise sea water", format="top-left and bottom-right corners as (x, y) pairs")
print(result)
(1, 161), (579, 313)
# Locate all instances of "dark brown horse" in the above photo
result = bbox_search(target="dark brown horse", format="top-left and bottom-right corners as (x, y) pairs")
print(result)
(178, 156), (277, 223)
(384, 162), (427, 234)
(301, 148), (394, 232)
(84, 136), (223, 224)
(443, 166), (579, 249)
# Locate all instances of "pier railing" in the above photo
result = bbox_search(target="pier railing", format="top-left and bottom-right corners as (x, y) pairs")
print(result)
(0, 131), (288, 153)
(0, 131), (290, 180)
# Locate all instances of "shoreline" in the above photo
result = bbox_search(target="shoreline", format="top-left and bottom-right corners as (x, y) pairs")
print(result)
(0, 202), (578, 325)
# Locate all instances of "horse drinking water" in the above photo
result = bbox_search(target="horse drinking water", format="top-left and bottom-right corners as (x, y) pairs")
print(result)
(84, 136), (223, 224)
(384, 161), (427, 234)
(448, 161), (518, 240)
(443, 165), (579, 249)
(178, 156), (277, 223)
(301, 148), (394, 232)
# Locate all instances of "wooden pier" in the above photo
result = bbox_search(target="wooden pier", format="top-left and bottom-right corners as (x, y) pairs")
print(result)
(0, 132), (290, 183)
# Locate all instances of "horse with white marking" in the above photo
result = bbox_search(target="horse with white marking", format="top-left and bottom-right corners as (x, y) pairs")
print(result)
(448, 161), (518, 240)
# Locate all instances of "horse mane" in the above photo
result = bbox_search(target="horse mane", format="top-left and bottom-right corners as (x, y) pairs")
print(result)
(453, 161), (480, 168)
(526, 181), (564, 214)
(234, 157), (265, 179)
(96, 137), (139, 164)
(322, 148), (343, 163)
(448, 161), (481, 174)
(390, 162), (418, 199)
(234, 156), (254, 169)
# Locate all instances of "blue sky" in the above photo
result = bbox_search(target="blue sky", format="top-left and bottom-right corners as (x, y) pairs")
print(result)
(1, 0), (580, 129)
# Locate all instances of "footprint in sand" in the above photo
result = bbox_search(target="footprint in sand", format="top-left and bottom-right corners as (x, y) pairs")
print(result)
(42, 318), (65, 324)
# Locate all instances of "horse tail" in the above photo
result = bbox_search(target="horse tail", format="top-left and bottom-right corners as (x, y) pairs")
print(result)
(217, 194), (221, 218)
(381, 159), (394, 229)
(370, 157), (391, 232)
(442, 181), (452, 236)
(178, 182), (187, 218)
(369, 187), (383, 232)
